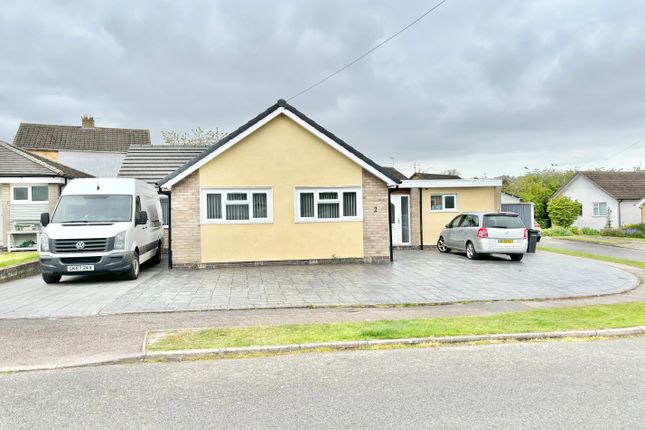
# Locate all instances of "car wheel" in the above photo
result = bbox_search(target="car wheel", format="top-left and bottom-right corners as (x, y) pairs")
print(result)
(151, 241), (162, 265)
(42, 273), (61, 284)
(437, 236), (451, 253)
(466, 242), (479, 260)
(125, 252), (140, 280)
(510, 253), (524, 262)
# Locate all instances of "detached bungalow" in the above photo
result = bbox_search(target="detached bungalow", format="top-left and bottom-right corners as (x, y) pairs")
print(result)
(0, 141), (91, 251)
(553, 171), (645, 229)
(159, 100), (398, 267)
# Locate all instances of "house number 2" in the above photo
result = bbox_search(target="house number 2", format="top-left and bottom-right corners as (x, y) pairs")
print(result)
(374, 206), (378, 213)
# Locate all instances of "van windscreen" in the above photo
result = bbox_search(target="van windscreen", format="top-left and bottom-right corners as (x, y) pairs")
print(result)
(51, 195), (133, 223)
(483, 214), (524, 229)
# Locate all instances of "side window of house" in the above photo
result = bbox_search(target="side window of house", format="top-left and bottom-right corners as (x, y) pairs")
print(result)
(593, 202), (607, 216)
(201, 188), (272, 224)
(159, 195), (169, 226)
(430, 194), (457, 211)
(11, 185), (48, 202)
(295, 188), (362, 222)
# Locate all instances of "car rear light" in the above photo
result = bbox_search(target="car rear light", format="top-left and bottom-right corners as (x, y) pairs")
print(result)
(523, 228), (528, 239)
(477, 228), (488, 238)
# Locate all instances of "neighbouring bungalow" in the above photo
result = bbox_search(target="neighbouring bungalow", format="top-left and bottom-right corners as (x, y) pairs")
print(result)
(552, 171), (645, 229)
(157, 100), (502, 267)
(384, 167), (502, 248)
(0, 141), (91, 251)
(13, 116), (150, 177)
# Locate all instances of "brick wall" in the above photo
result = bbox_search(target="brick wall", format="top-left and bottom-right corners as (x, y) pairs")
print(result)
(362, 169), (390, 262)
(170, 171), (201, 266)
(48, 184), (60, 214)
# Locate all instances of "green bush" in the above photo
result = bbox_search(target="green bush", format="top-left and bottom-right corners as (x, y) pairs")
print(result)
(570, 226), (581, 235)
(601, 228), (626, 237)
(547, 196), (582, 228)
(581, 227), (601, 236)
(622, 223), (645, 238)
(542, 226), (574, 237)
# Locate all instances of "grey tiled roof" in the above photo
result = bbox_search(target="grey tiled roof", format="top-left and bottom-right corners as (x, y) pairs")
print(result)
(380, 166), (407, 181)
(578, 171), (645, 200)
(13, 122), (151, 153)
(118, 144), (209, 184)
(0, 141), (92, 178)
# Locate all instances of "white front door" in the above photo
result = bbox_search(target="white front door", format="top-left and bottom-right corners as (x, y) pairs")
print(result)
(390, 194), (411, 246)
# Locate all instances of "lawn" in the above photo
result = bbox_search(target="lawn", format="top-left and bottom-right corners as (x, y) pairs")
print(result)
(538, 246), (645, 269)
(147, 302), (645, 351)
(0, 251), (39, 269)
(553, 235), (645, 248)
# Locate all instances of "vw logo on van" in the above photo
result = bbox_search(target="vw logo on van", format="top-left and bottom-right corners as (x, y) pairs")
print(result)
(75, 241), (86, 250)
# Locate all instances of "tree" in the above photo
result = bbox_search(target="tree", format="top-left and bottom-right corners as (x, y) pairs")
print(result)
(502, 169), (574, 222)
(547, 196), (582, 227)
(161, 127), (227, 146)
(441, 168), (461, 176)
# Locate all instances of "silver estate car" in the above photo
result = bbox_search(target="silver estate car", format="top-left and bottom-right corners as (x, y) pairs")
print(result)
(437, 212), (528, 261)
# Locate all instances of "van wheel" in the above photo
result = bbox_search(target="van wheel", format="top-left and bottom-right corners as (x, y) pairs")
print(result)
(466, 242), (479, 260)
(125, 252), (140, 280)
(42, 274), (61, 284)
(151, 241), (162, 265)
(510, 254), (524, 262)
(437, 236), (451, 253)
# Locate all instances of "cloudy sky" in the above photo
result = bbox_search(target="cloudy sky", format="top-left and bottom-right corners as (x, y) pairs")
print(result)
(1, 0), (644, 177)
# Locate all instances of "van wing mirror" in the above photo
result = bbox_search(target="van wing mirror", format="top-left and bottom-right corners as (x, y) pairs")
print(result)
(136, 211), (148, 225)
(40, 212), (50, 227)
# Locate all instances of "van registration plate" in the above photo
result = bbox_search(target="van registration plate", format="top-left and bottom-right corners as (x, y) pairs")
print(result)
(498, 239), (514, 244)
(67, 265), (94, 272)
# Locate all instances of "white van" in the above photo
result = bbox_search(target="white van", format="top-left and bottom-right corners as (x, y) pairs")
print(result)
(39, 178), (164, 283)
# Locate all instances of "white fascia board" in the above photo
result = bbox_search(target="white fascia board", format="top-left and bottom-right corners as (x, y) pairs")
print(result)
(0, 177), (66, 184)
(160, 108), (397, 190)
(399, 179), (503, 189)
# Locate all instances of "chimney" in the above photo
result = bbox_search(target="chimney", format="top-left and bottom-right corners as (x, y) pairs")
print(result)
(81, 115), (95, 128)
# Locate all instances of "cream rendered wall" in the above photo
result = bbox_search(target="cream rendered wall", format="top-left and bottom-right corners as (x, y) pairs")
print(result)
(198, 114), (364, 263)
(421, 187), (498, 245)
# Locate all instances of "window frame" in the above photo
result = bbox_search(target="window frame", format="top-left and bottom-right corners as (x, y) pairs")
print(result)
(200, 187), (273, 224)
(294, 187), (363, 223)
(10, 184), (49, 204)
(592, 202), (608, 217)
(429, 194), (458, 212)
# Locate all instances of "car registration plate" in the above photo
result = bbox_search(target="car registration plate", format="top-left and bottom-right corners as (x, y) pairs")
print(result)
(67, 265), (94, 272)
(498, 239), (514, 244)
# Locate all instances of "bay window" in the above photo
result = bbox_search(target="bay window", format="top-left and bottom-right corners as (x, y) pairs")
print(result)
(201, 188), (272, 224)
(295, 187), (362, 222)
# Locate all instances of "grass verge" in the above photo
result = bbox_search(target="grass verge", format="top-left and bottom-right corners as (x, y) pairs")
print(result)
(0, 251), (39, 269)
(147, 302), (645, 352)
(553, 235), (645, 247)
(538, 246), (645, 269)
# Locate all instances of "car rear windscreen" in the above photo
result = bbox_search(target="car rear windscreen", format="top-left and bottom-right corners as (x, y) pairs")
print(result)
(483, 214), (524, 229)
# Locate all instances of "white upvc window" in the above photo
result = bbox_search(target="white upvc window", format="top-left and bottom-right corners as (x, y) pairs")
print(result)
(10, 184), (49, 203)
(593, 202), (608, 216)
(430, 194), (457, 212)
(295, 187), (362, 222)
(200, 188), (273, 224)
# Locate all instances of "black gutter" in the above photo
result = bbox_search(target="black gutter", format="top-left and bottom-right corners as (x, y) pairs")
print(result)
(160, 189), (173, 269)
(388, 187), (393, 262)
(419, 189), (424, 250)
(617, 199), (622, 227)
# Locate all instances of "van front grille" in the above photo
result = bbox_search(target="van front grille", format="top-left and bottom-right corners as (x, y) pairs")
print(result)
(60, 256), (102, 264)
(52, 238), (112, 253)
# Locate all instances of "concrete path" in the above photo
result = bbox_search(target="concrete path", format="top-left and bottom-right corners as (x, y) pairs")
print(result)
(542, 237), (645, 262)
(1, 267), (644, 371)
(0, 250), (638, 319)
(2, 337), (644, 429)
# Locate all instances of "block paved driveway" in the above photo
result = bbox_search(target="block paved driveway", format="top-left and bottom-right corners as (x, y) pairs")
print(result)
(0, 250), (637, 319)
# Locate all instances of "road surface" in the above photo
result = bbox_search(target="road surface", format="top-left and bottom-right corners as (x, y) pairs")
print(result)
(2, 337), (643, 429)
(542, 237), (645, 262)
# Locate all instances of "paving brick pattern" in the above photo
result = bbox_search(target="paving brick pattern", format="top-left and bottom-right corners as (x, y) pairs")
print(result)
(0, 250), (637, 319)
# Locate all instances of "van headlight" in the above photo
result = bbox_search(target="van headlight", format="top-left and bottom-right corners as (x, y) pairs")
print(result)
(114, 231), (127, 250)
(41, 233), (49, 252)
